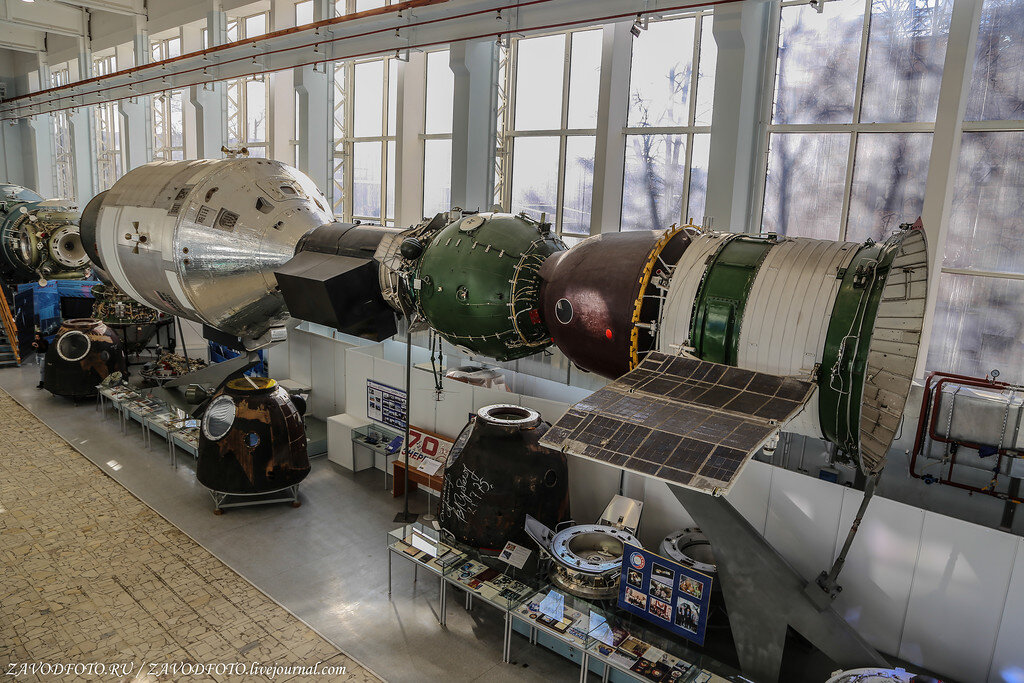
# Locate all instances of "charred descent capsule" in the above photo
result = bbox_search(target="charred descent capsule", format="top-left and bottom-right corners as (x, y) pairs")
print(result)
(439, 404), (570, 551)
(80, 159), (334, 346)
(197, 377), (310, 497)
(43, 318), (127, 399)
(0, 184), (88, 284)
(410, 213), (566, 362)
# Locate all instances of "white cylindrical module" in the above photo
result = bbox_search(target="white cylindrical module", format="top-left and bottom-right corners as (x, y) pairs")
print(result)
(82, 159), (333, 344)
(657, 228), (928, 474)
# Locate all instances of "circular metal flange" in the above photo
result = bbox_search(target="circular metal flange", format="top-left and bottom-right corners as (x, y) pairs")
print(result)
(659, 527), (717, 574)
(477, 404), (540, 428)
(56, 330), (91, 362)
(550, 524), (639, 574)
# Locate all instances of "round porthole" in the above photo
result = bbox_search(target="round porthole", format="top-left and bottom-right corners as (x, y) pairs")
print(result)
(202, 395), (236, 441)
(56, 331), (91, 362)
(245, 432), (260, 448)
(554, 298), (573, 324)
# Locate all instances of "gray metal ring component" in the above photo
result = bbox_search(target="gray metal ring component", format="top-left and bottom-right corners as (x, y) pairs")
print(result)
(202, 395), (236, 441)
(550, 524), (639, 574)
(660, 527), (717, 574)
(477, 404), (541, 428)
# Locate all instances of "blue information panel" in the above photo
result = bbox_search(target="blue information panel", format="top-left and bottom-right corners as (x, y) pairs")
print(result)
(367, 380), (407, 430)
(617, 544), (713, 646)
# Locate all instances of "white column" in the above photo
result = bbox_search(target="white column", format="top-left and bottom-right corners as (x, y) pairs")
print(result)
(70, 39), (95, 201)
(28, 55), (55, 197)
(26, 116), (55, 197)
(270, 0), (296, 163)
(294, 0), (332, 188)
(704, 0), (772, 233)
(121, 15), (151, 170)
(191, 3), (227, 158)
(396, 51), (426, 227)
(914, 0), (984, 377)
(589, 22), (631, 234)
(449, 39), (497, 212)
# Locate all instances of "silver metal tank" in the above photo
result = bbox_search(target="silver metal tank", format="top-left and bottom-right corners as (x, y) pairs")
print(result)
(82, 159), (333, 346)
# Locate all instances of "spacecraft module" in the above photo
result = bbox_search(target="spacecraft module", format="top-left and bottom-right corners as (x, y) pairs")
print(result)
(0, 184), (89, 284)
(80, 159), (334, 346)
(197, 376), (310, 495)
(85, 159), (928, 496)
(43, 318), (127, 399)
(439, 404), (570, 551)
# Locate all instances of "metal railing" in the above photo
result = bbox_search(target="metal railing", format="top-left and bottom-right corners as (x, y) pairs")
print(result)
(0, 284), (20, 365)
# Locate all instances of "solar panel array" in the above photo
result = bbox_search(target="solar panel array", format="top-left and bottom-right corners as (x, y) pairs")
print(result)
(539, 352), (815, 494)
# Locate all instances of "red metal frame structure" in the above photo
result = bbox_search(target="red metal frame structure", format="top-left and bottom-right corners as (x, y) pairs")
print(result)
(910, 370), (1024, 504)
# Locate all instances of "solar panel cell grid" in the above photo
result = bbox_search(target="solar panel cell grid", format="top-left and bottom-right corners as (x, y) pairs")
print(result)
(539, 352), (815, 495)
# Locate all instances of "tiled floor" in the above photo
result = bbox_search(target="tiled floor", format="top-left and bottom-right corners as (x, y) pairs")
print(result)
(0, 362), (577, 682)
(0, 388), (375, 682)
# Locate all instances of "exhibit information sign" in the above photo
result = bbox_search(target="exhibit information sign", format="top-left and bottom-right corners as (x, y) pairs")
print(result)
(367, 380), (407, 430)
(617, 543), (713, 646)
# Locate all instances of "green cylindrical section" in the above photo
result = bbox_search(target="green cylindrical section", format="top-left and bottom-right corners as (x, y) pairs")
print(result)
(689, 235), (776, 365)
(414, 213), (565, 362)
(817, 233), (906, 464)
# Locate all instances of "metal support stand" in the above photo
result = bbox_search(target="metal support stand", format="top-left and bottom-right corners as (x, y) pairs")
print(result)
(208, 484), (301, 514)
(670, 485), (888, 683)
(394, 318), (419, 524)
(806, 472), (879, 609)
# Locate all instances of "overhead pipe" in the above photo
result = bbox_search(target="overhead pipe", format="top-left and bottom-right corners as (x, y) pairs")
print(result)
(2, 0), (742, 120)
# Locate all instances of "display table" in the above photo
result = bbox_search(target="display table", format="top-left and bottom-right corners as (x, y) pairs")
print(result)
(392, 458), (444, 497)
(385, 524), (743, 682)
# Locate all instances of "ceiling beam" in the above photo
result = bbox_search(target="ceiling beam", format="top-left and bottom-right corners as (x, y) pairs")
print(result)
(0, 0), (739, 120)
(0, 0), (86, 37)
(55, 0), (146, 17)
(0, 24), (45, 53)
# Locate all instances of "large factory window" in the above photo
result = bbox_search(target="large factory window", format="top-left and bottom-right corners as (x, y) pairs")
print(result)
(50, 66), (76, 201)
(336, 0), (390, 12)
(502, 28), (601, 237)
(151, 36), (184, 162)
(423, 49), (453, 217)
(225, 12), (271, 158)
(928, 0), (1024, 379)
(333, 56), (398, 224)
(92, 54), (123, 192)
(621, 11), (715, 231)
(296, 0), (313, 24)
(761, 0), (952, 241)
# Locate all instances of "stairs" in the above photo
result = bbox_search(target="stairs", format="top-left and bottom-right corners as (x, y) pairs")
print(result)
(0, 284), (20, 367)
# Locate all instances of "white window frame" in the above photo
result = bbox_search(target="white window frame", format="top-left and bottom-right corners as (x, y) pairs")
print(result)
(421, 48), (453, 217)
(225, 11), (271, 157)
(499, 27), (601, 237)
(332, 56), (397, 224)
(620, 9), (715, 230)
(92, 53), (123, 192)
(51, 66), (76, 201)
(756, 0), (943, 240)
(151, 34), (185, 162)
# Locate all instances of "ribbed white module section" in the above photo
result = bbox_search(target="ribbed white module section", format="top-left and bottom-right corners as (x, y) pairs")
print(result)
(738, 237), (859, 377)
(657, 232), (731, 354)
(859, 229), (928, 472)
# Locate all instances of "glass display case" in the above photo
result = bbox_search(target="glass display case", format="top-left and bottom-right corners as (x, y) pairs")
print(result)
(584, 603), (743, 682)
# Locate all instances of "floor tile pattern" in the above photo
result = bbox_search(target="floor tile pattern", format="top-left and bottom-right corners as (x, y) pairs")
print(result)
(0, 389), (378, 682)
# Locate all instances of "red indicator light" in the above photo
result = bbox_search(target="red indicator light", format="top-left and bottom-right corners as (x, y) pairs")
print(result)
(605, 329), (613, 340)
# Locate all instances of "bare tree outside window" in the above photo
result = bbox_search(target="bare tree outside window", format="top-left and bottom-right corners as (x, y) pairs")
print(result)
(621, 13), (715, 231)
(762, 0), (951, 241)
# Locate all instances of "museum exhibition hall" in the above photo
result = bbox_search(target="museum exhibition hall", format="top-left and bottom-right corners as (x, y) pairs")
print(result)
(2, 0), (1024, 681)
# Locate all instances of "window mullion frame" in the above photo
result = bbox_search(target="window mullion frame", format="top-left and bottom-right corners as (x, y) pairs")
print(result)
(555, 32), (573, 233)
(680, 14), (703, 226)
(838, 0), (873, 242)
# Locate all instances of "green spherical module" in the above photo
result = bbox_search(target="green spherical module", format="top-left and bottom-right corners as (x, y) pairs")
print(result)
(414, 213), (565, 361)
